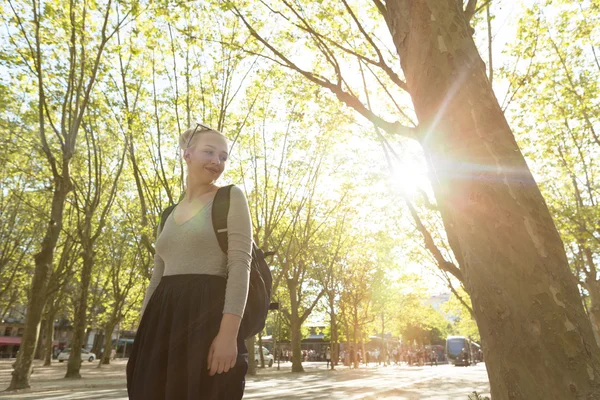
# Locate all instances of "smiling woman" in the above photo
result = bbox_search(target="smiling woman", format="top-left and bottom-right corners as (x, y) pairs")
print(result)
(127, 123), (253, 400)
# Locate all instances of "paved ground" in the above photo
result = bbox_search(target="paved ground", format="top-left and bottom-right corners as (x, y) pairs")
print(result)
(0, 359), (490, 399)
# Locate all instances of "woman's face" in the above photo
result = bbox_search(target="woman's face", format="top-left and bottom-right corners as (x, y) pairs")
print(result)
(185, 132), (229, 182)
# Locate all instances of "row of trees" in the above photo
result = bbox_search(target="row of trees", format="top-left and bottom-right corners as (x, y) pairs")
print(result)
(0, 0), (467, 387)
(502, 0), (600, 342)
(1, 0), (598, 398)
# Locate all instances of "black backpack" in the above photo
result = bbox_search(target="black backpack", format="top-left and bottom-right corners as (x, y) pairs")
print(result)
(158, 185), (272, 339)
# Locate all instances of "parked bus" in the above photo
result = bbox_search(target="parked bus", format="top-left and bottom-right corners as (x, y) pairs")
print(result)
(446, 336), (478, 366)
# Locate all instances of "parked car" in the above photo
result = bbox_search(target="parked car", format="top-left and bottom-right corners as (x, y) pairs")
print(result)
(254, 345), (274, 368)
(57, 348), (96, 363)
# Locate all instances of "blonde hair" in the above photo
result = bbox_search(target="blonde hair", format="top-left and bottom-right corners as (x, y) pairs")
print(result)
(178, 125), (228, 150)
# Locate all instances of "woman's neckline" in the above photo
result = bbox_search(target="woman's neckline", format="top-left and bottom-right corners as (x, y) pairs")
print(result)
(171, 191), (217, 227)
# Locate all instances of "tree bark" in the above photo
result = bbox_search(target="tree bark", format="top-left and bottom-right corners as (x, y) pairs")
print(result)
(381, 313), (385, 366)
(99, 321), (117, 366)
(352, 311), (358, 369)
(43, 315), (55, 366)
(65, 251), (94, 378)
(290, 319), (303, 373)
(583, 244), (600, 345)
(360, 336), (366, 366)
(91, 330), (103, 358)
(34, 321), (45, 360)
(257, 332), (265, 368)
(328, 296), (338, 369)
(245, 336), (256, 375)
(84, 328), (92, 350)
(585, 281), (600, 347)
(385, 1), (600, 398)
(287, 279), (304, 373)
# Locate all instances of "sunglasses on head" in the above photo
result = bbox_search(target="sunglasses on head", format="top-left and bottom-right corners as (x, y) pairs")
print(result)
(186, 123), (214, 148)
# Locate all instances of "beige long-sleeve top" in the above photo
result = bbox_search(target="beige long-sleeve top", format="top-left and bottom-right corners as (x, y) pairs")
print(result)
(140, 186), (253, 318)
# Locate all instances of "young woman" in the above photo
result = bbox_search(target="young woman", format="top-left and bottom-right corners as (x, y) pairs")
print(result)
(126, 124), (253, 399)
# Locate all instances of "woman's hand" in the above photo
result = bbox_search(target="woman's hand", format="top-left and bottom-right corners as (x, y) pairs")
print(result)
(207, 331), (238, 376)
(208, 313), (242, 376)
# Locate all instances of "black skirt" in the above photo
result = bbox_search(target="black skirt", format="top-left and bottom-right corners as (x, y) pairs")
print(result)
(126, 274), (248, 400)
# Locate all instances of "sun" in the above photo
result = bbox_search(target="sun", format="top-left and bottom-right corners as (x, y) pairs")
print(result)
(387, 146), (429, 198)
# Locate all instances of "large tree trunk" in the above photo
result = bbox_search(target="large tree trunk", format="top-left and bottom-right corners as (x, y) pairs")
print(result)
(8, 180), (71, 390)
(65, 251), (94, 378)
(385, 1), (600, 398)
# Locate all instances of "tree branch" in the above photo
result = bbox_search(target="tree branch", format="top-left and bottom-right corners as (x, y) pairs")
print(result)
(232, 5), (417, 140)
(406, 199), (464, 283)
(340, 0), (407, 92)
(372, 0), (387, 19)
(464, 0), (478, 23)
(447, 278), (475, 318)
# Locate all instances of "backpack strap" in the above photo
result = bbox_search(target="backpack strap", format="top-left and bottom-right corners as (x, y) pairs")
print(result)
(159, 204), (177, 233)
(212, 185), (234, 254)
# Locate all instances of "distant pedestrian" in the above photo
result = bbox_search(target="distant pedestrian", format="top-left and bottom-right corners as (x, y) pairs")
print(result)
(430, 350), (438, 366)
(326, 347), (332, 370)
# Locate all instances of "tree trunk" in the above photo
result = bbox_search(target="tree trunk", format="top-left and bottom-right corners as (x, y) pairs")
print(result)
(385, 1), (600, 398)
(352, 313), (358, 369)
(91, 330), (103, 358)
(329, 300), (338, 369)
(287, 280), (304, 373)
(360, 337), (366, 366)
(245, 336), (256, 375)
(43, 316), (55, 366)
(290, 319), (303, 372)
(8, 180), (71, 390)
(344, 317), (351, 361)
(34, 321), (45, 360)
(65, 251), (94, 378)
(381, 313), (385, 366)
(99, 320), (117, 366)
(84, 327), (92, 349)
(257, 332), (265, 368)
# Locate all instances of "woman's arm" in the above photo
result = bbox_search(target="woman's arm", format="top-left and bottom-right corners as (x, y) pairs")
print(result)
(140, 223), (165, 317)
(208, 185), (252, 376)
(221, 185), (253, 319)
